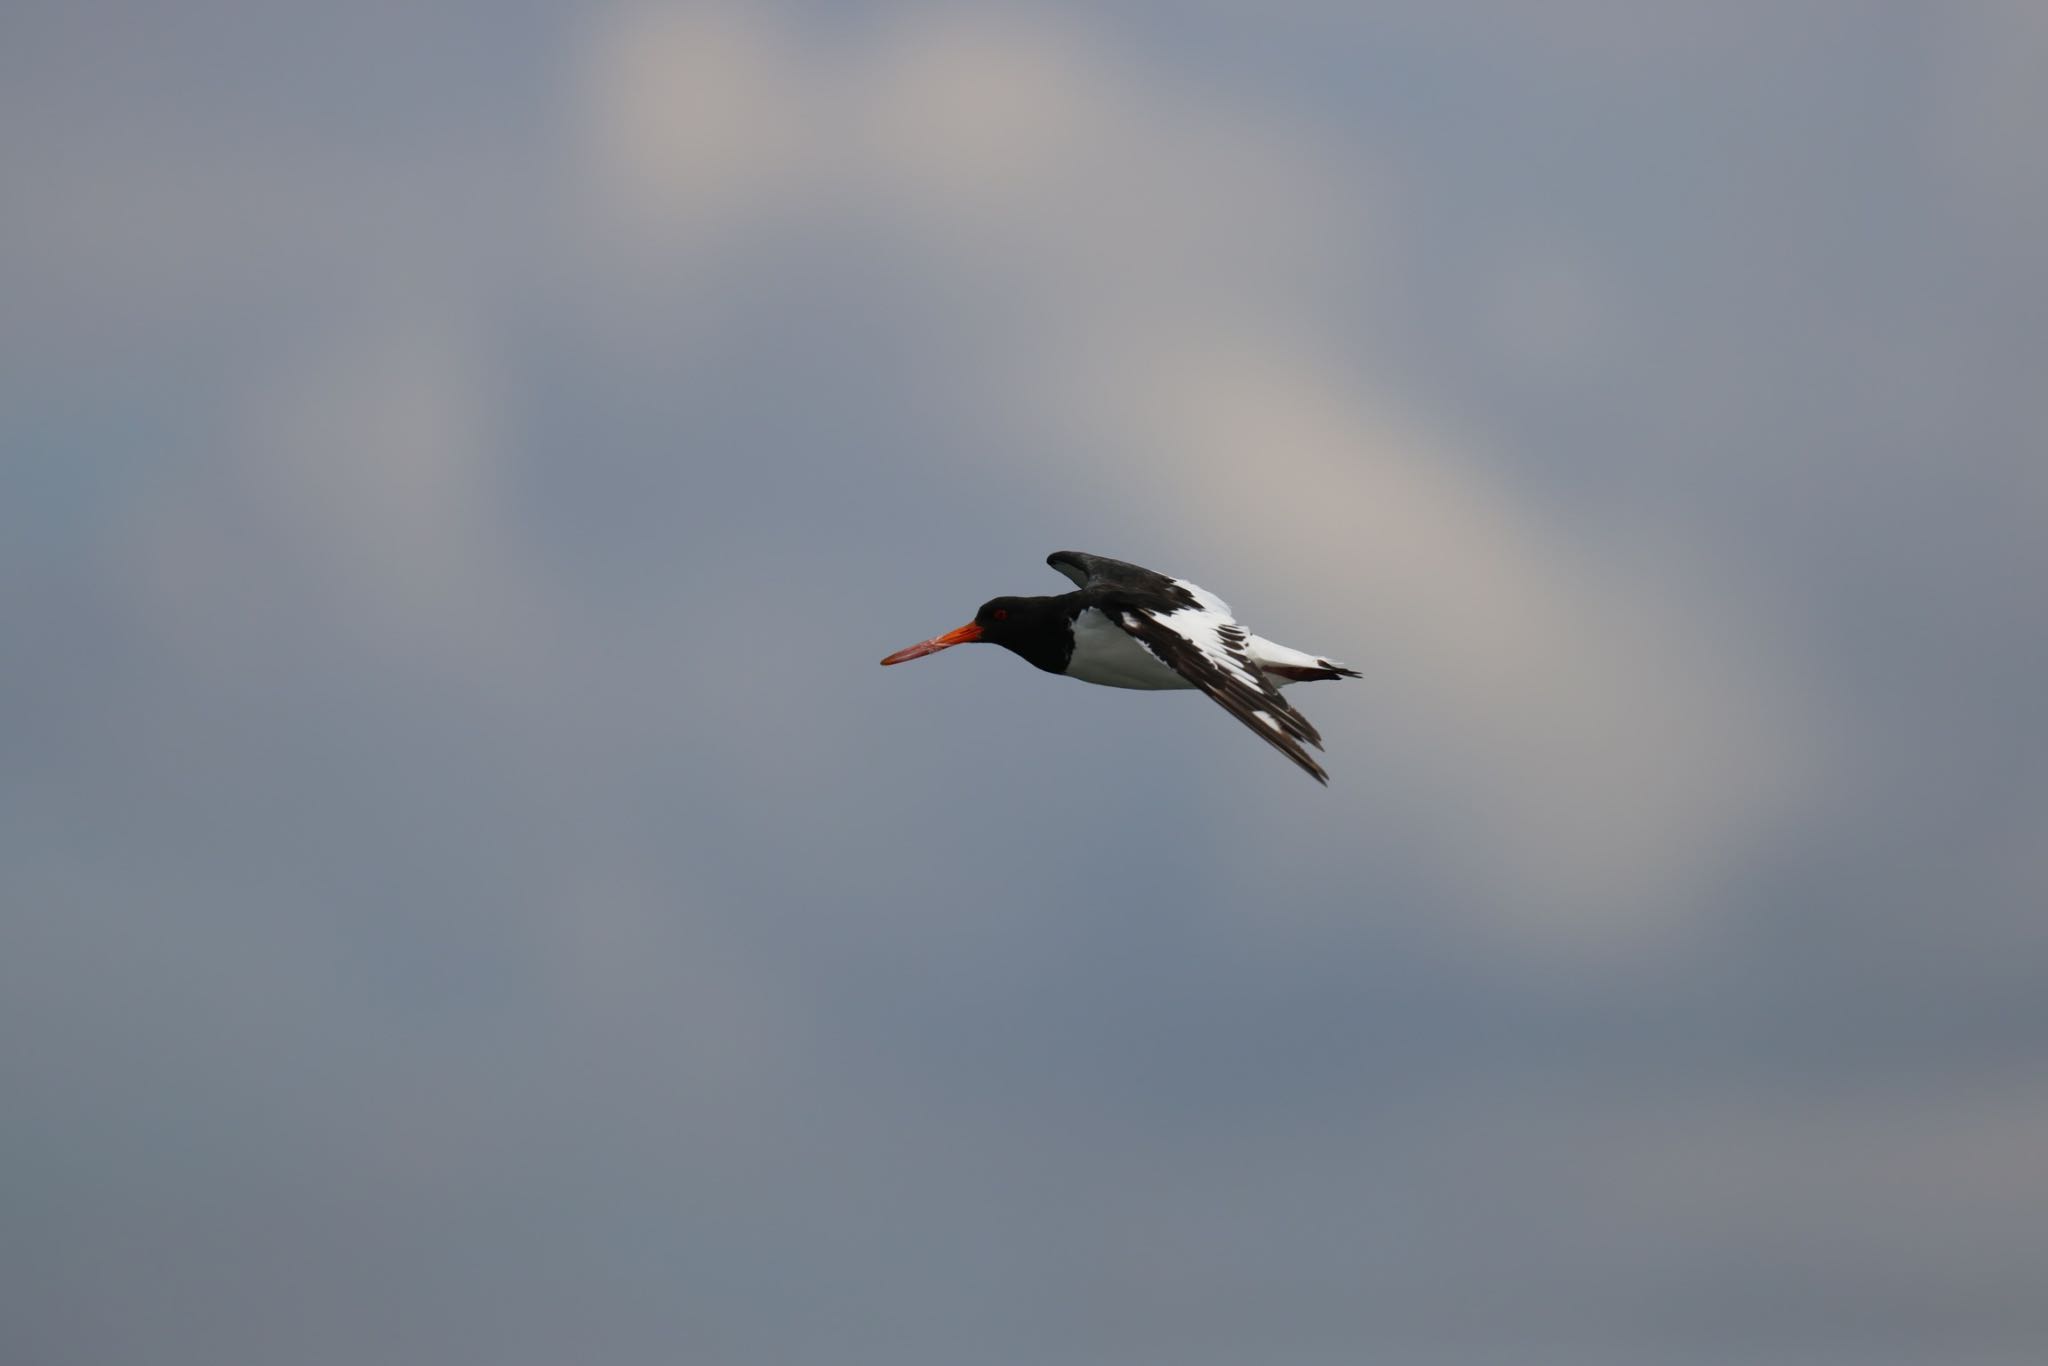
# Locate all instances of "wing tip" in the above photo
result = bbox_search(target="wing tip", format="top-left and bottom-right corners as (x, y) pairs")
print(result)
(1046, 550), (1094, 588)
(1292, 749), (1332, 785)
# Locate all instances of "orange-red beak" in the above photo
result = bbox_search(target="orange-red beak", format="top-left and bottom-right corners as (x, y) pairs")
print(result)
(879, 621), (982, 665)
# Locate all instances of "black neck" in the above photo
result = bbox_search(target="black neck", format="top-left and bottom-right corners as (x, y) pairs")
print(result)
(989, 593), (1084, 675)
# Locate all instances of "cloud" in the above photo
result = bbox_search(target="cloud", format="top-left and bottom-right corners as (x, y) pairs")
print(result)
(127, 306), (555, 696)
(577, 3), (818, 243)
(571, 1), (1823, 945)
(1050, 338), (1823, 941)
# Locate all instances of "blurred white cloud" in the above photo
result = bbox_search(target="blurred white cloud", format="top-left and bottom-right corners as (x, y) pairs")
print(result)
(128, 305), (564, 708)
(568, 0), (1824, 944)
(1054, 338), (1824, 941)
(578, 3), (1375, 319)
(579, 3), (818, 243)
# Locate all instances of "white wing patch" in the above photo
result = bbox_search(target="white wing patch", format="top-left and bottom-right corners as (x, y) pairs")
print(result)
(1138, 606), (1265, 691)
(1168, 577), (1234, 619)
(1115, 605), (1332, 783)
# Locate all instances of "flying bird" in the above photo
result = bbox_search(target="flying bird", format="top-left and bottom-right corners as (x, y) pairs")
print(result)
(880, 551), (1359, 783)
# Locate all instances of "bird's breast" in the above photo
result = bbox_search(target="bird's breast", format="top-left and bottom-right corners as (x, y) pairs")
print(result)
(1063, 607), (1196, 690)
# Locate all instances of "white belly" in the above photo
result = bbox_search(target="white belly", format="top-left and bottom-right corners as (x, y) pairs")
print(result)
(1065, 607), (1195, 690)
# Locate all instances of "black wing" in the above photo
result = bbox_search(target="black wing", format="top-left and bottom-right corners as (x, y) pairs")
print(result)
(1046, 551), (1198, 606)
(1112, 601), (1332, 785)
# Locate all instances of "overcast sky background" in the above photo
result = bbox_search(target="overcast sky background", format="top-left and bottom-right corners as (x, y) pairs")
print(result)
(6, 3), (2046, 1363)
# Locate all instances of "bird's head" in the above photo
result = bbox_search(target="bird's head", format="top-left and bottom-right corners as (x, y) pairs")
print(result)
(879, 597), (1034, 665)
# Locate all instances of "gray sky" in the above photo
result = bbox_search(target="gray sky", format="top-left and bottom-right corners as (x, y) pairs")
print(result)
(6, 3), (2046, 1363)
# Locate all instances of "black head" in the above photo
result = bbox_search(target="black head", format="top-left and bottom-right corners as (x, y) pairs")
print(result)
(879, 593), (1072, 674)
(972, 596), (1033, 647)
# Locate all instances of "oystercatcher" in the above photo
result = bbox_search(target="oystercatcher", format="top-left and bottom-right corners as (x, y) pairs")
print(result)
(880, 551), (1359, 783)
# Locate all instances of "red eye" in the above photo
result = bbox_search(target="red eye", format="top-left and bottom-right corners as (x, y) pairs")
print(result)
(993, 608), (1009, 621)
